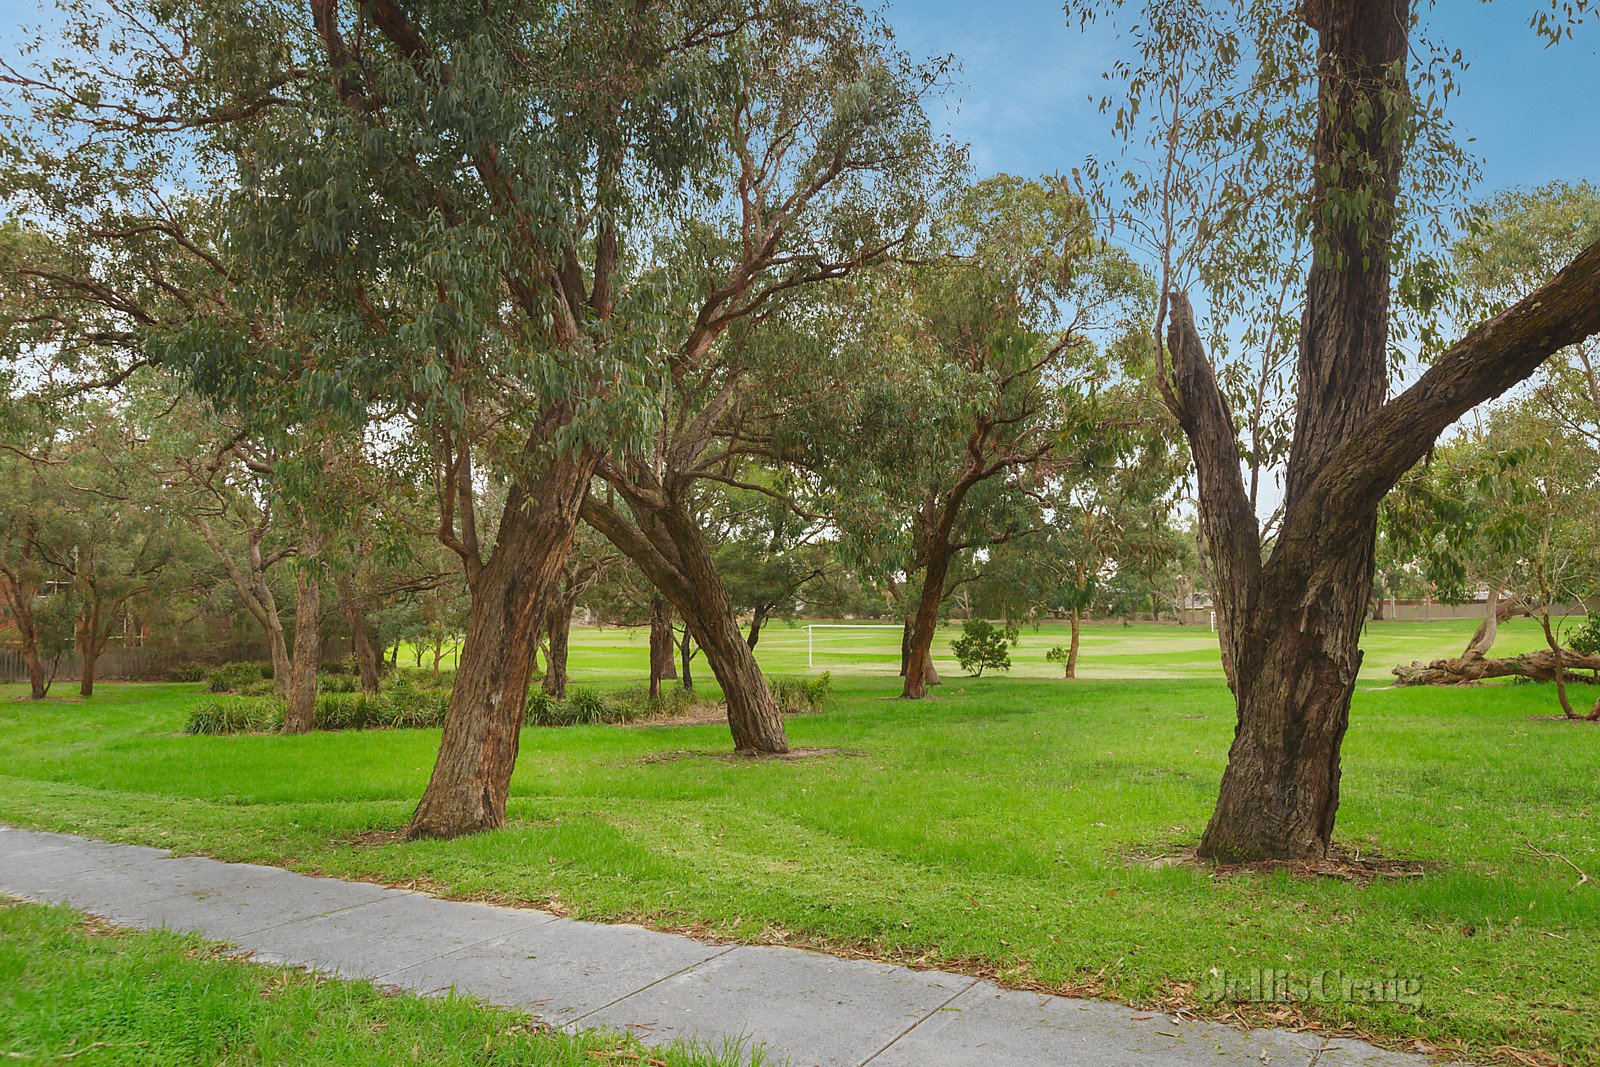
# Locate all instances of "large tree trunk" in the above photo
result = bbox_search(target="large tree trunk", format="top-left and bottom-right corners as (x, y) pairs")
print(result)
(283, 567), (321, 734)
(649, 594), (676, 699)
(337, 578), (381, 694)
(1169, 2), (1408, 862)
(407, 451), (597, 840)
(542, 590), (573, 698)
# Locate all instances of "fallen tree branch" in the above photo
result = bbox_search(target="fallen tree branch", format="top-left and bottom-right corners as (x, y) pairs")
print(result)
(1392, 649), (1600, 687)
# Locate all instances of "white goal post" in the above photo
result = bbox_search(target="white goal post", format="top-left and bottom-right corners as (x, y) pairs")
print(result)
(805, 624), (904, 669)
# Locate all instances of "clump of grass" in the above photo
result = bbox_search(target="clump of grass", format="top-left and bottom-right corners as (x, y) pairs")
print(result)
(317, 672), (360, 694)
(166, 664), (207, 683)
(184, 696), (283, 735)
(185, 687), (448, 735)
(526, 685), (702, 728)
(771, 671), (832, 714)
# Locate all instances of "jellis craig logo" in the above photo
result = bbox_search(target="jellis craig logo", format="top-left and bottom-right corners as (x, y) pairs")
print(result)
(1200, 967), (1423, 1010)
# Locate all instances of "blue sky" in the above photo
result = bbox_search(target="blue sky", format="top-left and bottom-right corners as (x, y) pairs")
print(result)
(1, 1), (1592, 196)
(883, 1), (1599, 197)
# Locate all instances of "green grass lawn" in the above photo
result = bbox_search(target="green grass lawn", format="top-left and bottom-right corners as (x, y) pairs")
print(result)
(2, 618), (1596, 1065)
(0, 898), (758, 1065)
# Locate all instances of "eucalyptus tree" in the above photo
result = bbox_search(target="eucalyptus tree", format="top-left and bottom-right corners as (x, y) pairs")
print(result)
(1077, 0), (1600, 860)
(578, 12), (954, 751)
(810, 175), (1146, 699)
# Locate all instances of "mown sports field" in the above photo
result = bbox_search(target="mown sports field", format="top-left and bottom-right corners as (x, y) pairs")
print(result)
(2, 619), (1597, 1065)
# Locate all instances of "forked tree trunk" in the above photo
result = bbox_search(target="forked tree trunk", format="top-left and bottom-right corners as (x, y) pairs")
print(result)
(1065, 608), (1081, 679)
(542, 592), (573, 699)
(283, 567), (322, 734)
(1164, 1), (1409, 862)
(337, 578), (381, 694)
(407, 451), (597, 840)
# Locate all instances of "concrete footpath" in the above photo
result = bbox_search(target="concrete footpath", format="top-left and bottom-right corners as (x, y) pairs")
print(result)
(0, 825), (1445, 1066)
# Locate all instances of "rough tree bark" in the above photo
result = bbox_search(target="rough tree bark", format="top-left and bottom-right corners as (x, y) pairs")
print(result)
(2, 562), (49, 699)
(282, 565), (322, 734)
(407, 449), (599, 840)
(1159, 0), (1600, 862)
(649, 594), (676, 699)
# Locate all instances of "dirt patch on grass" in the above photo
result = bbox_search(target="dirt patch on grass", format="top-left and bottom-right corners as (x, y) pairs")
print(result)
(1130, 844), (1437, 882)
(637, 746), (863, 765)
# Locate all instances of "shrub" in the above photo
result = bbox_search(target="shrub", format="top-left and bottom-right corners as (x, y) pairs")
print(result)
(771, 672), (832, 714)
(564, 688), (610, 725)
(386, 688), (449, 729)
(1568, 614), (1600, 657)
(206, 662), (268, 693)
(313, 692), (379, 731)
(1045, 646), (1073, 677)
(950, 619), (1019, 677)
(317, 672), (360, 694)
(168, 665), (207, 683)
(238, 678), (277, 697)
(185, 697), (283, 735)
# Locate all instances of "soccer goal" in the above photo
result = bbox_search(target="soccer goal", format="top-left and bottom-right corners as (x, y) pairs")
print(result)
(804, 624), (904, 669)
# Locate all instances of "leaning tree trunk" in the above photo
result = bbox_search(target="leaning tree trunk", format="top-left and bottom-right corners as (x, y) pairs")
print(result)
(582, 493), (788, 753)
(407, 450), (597, 841)
(746, 604), (770, 650)
(283, 568), (322, 734)
(337, 578), (381, 695)
(649, 594), (676, 699)
(542, 591), (573, 699)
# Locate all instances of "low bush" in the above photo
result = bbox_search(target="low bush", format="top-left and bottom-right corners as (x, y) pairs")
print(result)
(206, 662), (269, 693)
(167, 665), (207, 683)
(525, 685), (701, 728)
(185, 697), (283, 735)
(950, 619), (1019, 677)
(771, 672), (832, 714)
(317, 672), (360, 694)
(185, 685), (448, 736)
(238, 678), (277, 697)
